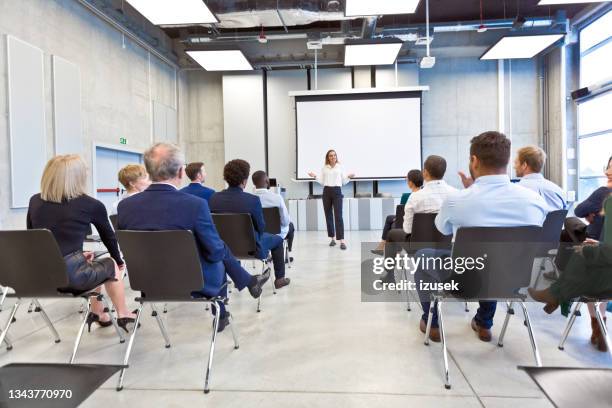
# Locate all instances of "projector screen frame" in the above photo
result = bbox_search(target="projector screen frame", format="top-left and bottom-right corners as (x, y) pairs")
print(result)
(293, 90), (424, 181)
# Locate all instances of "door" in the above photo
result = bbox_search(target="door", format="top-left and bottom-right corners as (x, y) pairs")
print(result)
(95, 146), (142, 214)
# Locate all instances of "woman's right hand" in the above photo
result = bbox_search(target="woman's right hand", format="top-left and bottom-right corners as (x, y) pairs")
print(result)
(308, 172), (316, 178)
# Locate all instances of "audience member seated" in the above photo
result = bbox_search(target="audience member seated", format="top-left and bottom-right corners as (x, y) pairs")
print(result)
(209, 160), (290, 290)
(111, 164), (150, 216)
(514, 145), (567, 211)
(27, 155), (136, 332)
(371, 169), (423, 255)
(529, 195), (611, 352)
(251, 170), (295, 259)
(181, 161), (215, 202)
(382, 156), (457, 275)
(415, 132), (548, 343)
(118, 144), (269, 332)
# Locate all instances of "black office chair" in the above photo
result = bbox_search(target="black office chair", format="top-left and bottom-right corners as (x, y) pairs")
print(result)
(115, 230), (239, 393)
(211, 213), (273, 312)
(262, 207), (292, 269)
(392, 204), (404, 229)
(422, 226), (543, 389)
(0, 230), (125, 363)
(531, 209), (568, 288)
(109, 214), (118, 231)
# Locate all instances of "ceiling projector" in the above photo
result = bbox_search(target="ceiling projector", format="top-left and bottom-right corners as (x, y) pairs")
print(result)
(420, 56), (436, 69)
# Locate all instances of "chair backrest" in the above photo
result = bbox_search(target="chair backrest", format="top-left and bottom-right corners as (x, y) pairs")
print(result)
(410, 213), (451, 252)
(450, 226), (543, 300)
(0, 230), (68, 298)
(211, 213), (258, 259)
(604, 196), (612, 244)
(262, 207), (281, 235)
(537, 209), (568, 254)
(116, 230), (204, 301)
(392, 204), (405, 229)
(109, 214), (118, 231)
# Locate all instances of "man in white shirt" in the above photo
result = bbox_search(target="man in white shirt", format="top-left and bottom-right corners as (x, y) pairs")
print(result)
(252, 170), (295, 257)
(514, 145), (567, 212)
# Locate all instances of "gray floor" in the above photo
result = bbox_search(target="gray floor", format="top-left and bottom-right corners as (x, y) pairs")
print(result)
(1, 230), (610, 407)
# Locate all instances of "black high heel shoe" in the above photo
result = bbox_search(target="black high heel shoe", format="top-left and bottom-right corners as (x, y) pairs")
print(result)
(86, 313), (113, 332)
(117, 310), (141, 333)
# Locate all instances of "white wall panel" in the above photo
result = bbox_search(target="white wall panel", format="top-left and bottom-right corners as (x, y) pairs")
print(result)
(7, 36), (46, 208)
(53, 55), (83, 155)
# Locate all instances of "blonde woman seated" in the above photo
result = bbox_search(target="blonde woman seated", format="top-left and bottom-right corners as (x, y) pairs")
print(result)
(111, 164), (150, 216)
(27, 155), (137, 332)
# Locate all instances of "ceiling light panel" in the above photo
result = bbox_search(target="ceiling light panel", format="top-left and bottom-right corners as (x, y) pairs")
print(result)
(186, 50), (253, 71)
(538, 1), (608, 5)
(480, 34), (564, 60)
(344, 43), (403, 66)
(126, 0), (217, 25)
(345, 0), (420, 16)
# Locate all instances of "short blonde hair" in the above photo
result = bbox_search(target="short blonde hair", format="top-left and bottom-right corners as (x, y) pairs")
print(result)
(517, 145), (546, 173)
(118, 164), (148, 189)
(40, 155), (88, 203)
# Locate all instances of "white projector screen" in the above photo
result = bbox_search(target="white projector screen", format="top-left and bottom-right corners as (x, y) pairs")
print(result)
(295, 92), (422, 180)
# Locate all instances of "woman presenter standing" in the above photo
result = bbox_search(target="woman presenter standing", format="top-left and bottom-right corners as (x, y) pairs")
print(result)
(308, 149), (354, 250)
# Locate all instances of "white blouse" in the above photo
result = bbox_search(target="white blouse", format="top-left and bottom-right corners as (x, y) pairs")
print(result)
(315, 164), (351, 187)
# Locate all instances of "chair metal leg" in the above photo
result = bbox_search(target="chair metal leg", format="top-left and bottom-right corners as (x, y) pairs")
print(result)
(33, 300), (60, 344)
(267, 261), (276, 295)
(163, 303), (168, 313)
(594, 302), (612, 358)
(3, 333), (13, 351)
(558, 301), (582, 351)
(464, 301), (469, 312)
(532, 257), (546, 289)
(227, 307), (240, 350)
(204, 302), (221, 394)
(99, 295), (125, 344)
(0, 286), (7, 311)
(437, 301), (451, 389)
(424, 298), (435, 346)
(402, 268), (411, 312)
(116, 304), (143, 391)
(520, 302), (542, 367)
(27, 299), (35, 313)
(498, 301), (514, 347)
(150, 304), (171, 348)
(70, 300), (91, 364)
(0, 301), (20, 348)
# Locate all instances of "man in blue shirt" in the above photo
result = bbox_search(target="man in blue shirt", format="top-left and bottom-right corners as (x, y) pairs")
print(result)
(252, 170), (295, 255)
(181, 162), (215, 202)
(416, 132), (548, 343)
(514, 145), (566, 212)
(209, 160), (290, 290)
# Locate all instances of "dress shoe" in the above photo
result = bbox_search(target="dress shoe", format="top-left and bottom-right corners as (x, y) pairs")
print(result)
(591, 317), (608, 352)
(527, 287), (559, 314)
(419, 319), (441, 342)
(340, 243), (347, 250)
(285, 256), (294, 264)
(471, 318), (492, 342)
(215, 313), (230, 333)
(370, 249), (384, 256)
(329, 239), (337, 247)
(248, 268), (271, 299)
(274, 277), (291, 289)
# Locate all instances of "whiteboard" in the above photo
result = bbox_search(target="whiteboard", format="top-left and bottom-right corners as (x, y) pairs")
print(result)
(53, 55), (83, 155)
(7, 36), (47, 208)
(295, 92), (422, 179)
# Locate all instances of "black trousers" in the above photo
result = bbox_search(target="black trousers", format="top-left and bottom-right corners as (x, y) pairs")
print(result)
(381, 215), (396, 240)
(286, 222), (295, 251)
(322, 186), (344, 240)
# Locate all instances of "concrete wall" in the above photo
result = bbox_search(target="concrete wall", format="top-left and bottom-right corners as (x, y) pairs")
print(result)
(0, 0), (178, 228)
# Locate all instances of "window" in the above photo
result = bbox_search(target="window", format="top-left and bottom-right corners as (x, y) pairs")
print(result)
(577, 10), (612, 201)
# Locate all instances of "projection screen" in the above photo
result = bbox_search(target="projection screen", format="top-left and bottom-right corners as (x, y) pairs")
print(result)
(295, 91), (422, 180)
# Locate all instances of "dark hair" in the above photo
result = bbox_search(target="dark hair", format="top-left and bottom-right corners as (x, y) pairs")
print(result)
(185, 162), (204, 181)
(223, 159), (250, 187)
(325, 149), (339, 166)
(470, 131), (511, 169)
(407, 169), (424, 188)
(251, 170), (267, 188)
(423, 155), (447, 180)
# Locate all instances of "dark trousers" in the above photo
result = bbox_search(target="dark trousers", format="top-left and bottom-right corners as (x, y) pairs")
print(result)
(258, 232), (285, 279)
(322, 186), (344, 240)
(286, 222), (295, 251)
(555, 217), (588, 271)
(381, 215), (396, 241)
(415, 248), (497, 329)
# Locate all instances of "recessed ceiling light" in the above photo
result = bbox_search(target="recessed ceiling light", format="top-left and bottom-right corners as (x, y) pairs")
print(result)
(538, 0), (608, 5)
(480, 34), (564, 60)
(345, 0), (420, 16)
(126, 0), (217, 25)
(344, 42), (403, 66)
(186, 50), (253, 71)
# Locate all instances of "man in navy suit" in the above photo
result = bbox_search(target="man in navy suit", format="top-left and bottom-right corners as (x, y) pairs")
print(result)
(181, 162), (215, 202)
(118, 143), (269, 332)
(209, 159), (290, 290)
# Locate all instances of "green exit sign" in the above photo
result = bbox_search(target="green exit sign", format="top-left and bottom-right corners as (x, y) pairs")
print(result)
(119, 137), (128, 145)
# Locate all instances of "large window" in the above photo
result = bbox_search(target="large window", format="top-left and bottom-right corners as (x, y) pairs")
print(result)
(577, 9), (612, 201)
